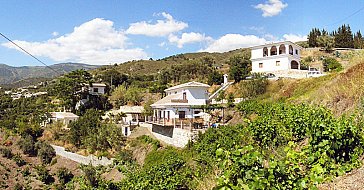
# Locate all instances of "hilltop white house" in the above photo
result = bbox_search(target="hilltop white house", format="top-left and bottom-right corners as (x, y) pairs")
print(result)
(251, 41), (303, 76)
(148, 81), (210, 129)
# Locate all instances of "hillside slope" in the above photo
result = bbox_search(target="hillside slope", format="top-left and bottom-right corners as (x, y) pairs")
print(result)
(92, 49), (246, 76)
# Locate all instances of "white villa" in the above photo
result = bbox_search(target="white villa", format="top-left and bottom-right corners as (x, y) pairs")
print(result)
(148, 81), (210, 129)
(49, 112), (79, 128)
(85, 83), (107, 95)
(251, 41), (303, 76)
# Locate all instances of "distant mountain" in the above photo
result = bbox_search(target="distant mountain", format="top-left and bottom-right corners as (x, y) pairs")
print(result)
(0, 63), (99, 85)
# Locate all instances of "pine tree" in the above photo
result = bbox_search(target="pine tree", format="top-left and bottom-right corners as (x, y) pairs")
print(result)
(354, 30), (364, 49)
(308, 28), (322, 47)
(335, 24), (354, 48)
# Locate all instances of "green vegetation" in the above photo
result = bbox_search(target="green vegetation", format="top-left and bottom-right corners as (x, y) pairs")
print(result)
(2, 41), (364, 189)
(18, 135), (37, 156)
(48, 69), (92, 110)
(137, 135), (161, 150)
(35, 165), (54, 184)
(323, 57), (343, 72)
(0, 148), (13, 159)
(227, 54), (251, 82)
(12, 153), (26, 167)
(308, 24), (364, 49)
(68, 109), (125, 153)
(233, 76), (268, 98)
(56, 167), (74, 187)
(91, 100), (364, 189)
(35, 141), (56, 164)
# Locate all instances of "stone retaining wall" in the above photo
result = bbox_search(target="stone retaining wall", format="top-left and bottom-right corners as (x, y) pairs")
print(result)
(51, 145), (113, 166)
(151, 127), (192, 148)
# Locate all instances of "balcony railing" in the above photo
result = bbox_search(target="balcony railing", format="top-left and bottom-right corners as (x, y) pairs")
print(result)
(145, 116), (208, 130)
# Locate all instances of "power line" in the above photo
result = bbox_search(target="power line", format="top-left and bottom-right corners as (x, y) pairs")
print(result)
(0, 32), (61, 75)
(326, 5), (364, 27)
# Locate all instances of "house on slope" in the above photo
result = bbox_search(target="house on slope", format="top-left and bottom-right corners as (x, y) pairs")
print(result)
(49, 112), (79, 128)
(104, 106), (144, 125)
(148, 81), (210, 128)
(145, 81), (211, 147)
(251, 41), (306, 78)
(76, 83), (107, 110)
(119, 105), (144, 124)
(86, 83), (107, 95)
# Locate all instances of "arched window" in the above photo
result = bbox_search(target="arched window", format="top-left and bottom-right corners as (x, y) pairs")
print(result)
(270, 46), (277, 56)
(279, 44), (286, 54)
(263, 47), (268, 57)
(291, 60), (299, 69)
(289, 45), (293, 55)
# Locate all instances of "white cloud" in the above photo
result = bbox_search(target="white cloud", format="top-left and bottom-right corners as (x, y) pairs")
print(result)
(126, 12), (188, 37)
(282, 34), (307, 42)
(168, 32), (213, 48)
(201, 34), (267, 53)
(248, 26), (265, 34)
(255, 0), (288, 17)
(2, 18), (147, 65)
(158, 42), (166, 47)
(52, 32), (59, 37)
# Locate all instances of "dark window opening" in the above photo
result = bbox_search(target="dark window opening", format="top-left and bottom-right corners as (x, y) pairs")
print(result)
(263, 47), (268, 57)
(178, 111), (186, 119)
(270, 46), (277, 56)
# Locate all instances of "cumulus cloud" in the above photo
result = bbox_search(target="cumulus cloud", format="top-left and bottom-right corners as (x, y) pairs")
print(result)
(168, 32), (213, 48)
(255, 0), (288, 17)
(201, 34), (267, 53)
(52, 32), (59, 37)
(282, 34), (307, 42)
(126, 12), (188, 37)
(2, 18), (147, 65)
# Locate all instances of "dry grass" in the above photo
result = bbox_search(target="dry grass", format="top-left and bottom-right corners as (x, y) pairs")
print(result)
(195, 169), (219, 190)
(319, 161), (364, 190)
(255, 49), (364, 115)
(0, 131), (81, 189)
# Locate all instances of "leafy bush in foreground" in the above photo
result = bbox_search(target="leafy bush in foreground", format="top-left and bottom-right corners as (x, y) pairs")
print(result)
(216, 101), (364, 189)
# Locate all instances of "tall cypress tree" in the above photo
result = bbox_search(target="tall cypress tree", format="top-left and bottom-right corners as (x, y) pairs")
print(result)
(346, 25), (354, 48)
(308, 28), (321, 47)
(335, 24), (354, 48)
(354, 30), (364, 49)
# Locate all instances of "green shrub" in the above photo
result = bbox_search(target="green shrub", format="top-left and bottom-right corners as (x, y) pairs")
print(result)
(80, 164), (98, 187)
(237, 77), (268, 98)
(35, 141), (56, 164)
(323, 57), (343, 72)
(12, 153), (26, 167)
(119, 151), (191, 190)
(35, 165), (54, 184)
(56, 167), (74, 185)
(18, 135), (36, 156)
(227, 93), (235, 108)
(0, 148), (13, 159)
(217, 101), (364, 189)
(136, 135), (160, 150)
(13, 183), (23, 190)
(21, 167), (31, 177)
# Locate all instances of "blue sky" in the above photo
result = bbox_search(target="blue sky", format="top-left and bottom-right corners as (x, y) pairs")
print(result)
(0, 0), (364, 66)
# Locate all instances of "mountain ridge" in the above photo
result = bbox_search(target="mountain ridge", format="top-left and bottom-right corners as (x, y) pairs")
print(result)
(0, 62), (99, 85)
